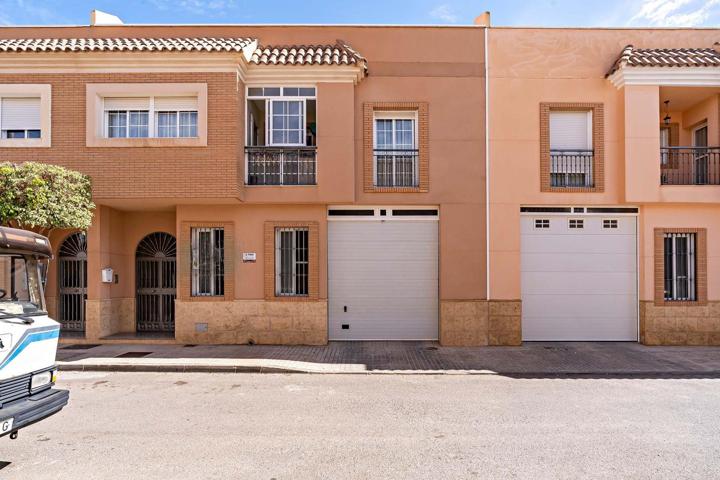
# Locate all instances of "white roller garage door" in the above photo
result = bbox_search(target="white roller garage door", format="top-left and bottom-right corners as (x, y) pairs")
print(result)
(521, 213), (638, 341)
(328, 208), (438, 340)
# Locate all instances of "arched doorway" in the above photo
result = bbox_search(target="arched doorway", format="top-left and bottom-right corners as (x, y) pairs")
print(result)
(136, 232), (177, 333)
(58, 232), (87, 332)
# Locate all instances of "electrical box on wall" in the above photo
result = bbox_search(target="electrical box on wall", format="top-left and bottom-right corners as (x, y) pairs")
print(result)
(101, 267), (114, 283)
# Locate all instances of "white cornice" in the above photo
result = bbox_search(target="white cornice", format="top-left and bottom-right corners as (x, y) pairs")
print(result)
(609, 66), (720, 88)
(0, 49), (366, 85)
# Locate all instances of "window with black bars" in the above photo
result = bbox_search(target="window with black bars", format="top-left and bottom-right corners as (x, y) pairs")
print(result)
(663, 232), (696, 302)
(191, 227), (224, 297)
(275, 228), (309, 296)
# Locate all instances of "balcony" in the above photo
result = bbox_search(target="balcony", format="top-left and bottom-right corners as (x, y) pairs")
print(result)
(374, 149), (419, 187)
(661, 147), (720, 185)
(245, 146), (317, 186)
(550, 149), (594, 188)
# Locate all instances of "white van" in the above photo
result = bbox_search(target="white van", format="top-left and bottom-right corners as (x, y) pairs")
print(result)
(0, 227), (69, 440)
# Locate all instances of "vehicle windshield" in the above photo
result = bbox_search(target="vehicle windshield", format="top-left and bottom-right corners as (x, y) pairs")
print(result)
(0, 254), (45, 316)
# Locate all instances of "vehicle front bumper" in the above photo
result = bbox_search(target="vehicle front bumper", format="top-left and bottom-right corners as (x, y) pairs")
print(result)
(0, 388), (69, 437)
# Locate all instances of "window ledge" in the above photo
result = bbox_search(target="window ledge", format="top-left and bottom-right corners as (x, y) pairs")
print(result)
(0, 138), (49, 148)
(367, 186), (428, 193)
(87, 137), (206, 148)
(654, 299), (707, 307)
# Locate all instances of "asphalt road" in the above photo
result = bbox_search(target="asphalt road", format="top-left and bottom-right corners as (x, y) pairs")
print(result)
(1, 372), (718, 479)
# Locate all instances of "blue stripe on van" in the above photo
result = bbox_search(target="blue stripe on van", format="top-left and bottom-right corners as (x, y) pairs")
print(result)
(0, 328), (59, 371)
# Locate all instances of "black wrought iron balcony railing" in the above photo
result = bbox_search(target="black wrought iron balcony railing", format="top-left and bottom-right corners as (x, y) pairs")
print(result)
(661, 147), (720, 185)
(374, 149), (419, 187)
(549, 149), (594, 188)
(245, 146), (317, 185)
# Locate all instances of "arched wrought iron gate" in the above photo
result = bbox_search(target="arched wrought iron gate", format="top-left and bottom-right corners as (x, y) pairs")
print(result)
(58, 232), (87, 332)
(136, 233), (177, 333)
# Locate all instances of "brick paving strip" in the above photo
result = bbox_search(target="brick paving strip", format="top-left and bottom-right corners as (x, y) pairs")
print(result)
(54, 341), (720, 376)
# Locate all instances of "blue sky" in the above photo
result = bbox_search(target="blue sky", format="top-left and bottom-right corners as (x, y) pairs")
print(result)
(0, 0), (718, 27)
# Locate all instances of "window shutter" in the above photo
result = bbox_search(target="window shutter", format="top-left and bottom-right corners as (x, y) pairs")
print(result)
(1, 97), (41, 130)
(154, 96), (198, 111)
(549, 111), (591, 150)
(103, 97), (150, 110)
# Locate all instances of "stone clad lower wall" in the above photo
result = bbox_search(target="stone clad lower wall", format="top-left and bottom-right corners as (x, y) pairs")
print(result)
(439, 300), (521, 346)
(85, 298), (135, 339)
(175, 300), (328, 345)
(640, 301), (720, 346)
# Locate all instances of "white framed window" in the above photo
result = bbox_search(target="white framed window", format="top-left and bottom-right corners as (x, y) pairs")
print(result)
(534, 219), (550, 229)
(245, 86), (316, 147)
(275, 227), (309, 296)
(103, 96), (199, 139)
(568, 219), (584, 229)
(373, 111), (418, 187)
(269, 99), (304, 146)
(663, 233), (696, 302)
(0, 97), (41, 140)
(549, 110), (593, 188)
(191, 227), (224, 297)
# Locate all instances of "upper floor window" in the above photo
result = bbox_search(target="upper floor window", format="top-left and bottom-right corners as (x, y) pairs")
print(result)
(549, 110), (593, 188)
(103, 96), (199, 139)
(245, 87), (317, 186)
(0, 97), (41, 140)
(246, 87), (316, 147)
(373, 111), (418, 188)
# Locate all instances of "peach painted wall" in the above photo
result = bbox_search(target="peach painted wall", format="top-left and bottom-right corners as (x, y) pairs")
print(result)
(640, 205), (720, 301)
(488, 27), (720, 300)
(176, 204), (328, 300)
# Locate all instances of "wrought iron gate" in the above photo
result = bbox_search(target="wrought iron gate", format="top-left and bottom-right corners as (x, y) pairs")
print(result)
(136, 233), (176, 332)
(58, 232), (87, 332)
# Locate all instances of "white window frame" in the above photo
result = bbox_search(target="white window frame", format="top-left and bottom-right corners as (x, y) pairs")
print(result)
(191, 227), (224, 297)
(0, 84), (51, 148)
(155, 110), (198, 138)
(664, 233), (696, 302)
(372, 111), (419, 187)
(275, 227), (309, 297)
(102, 96), (199, 139)
(245, 86), (316, 148)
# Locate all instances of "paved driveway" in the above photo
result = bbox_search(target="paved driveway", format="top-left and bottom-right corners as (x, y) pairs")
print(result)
(57, 341), (720, 375)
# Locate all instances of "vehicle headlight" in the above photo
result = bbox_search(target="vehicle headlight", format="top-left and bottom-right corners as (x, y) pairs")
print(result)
(31, 370), (53, 390)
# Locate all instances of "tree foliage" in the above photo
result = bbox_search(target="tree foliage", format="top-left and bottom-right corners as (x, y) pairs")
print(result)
(0, 162), (95, 234)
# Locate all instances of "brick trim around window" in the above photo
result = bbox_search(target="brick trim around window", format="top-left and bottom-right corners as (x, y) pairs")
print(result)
(264, 221), (320, 301)
(539, 102), (604, 193)
(654, 227), (707, 306)
(177, 221), (234, 302)
(363, 102), (429, 193)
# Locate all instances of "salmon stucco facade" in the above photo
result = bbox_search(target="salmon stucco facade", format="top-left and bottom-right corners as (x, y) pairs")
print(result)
(0, 13), (719, 346)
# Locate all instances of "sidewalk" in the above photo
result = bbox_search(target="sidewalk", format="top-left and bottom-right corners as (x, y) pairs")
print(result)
(56, 341), (720, 376)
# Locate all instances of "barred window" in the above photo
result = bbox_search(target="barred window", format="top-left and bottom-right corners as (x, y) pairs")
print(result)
(663, 232), (696, 301)
(275, 228), (309, 296)
(191, 227), (224, 297)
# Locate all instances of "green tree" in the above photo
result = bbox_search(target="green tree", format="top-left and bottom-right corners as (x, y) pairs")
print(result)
(0, 162), (95, 235)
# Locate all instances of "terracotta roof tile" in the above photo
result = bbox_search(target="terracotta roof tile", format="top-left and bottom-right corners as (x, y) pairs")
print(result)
(607, 44), (720, 76)
(0, 37), (256, 53)
(249, 40), (366, 69)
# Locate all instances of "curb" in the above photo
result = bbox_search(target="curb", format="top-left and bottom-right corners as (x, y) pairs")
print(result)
(57, 363), (720, 377)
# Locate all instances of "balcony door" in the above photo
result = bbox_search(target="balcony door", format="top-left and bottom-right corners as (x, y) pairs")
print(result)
(693, 124), (708, 184)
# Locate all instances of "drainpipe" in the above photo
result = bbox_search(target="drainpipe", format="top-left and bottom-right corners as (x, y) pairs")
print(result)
(474, 12), (491, 301)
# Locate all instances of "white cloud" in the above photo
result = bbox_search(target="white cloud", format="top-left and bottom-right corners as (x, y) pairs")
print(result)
(430, 4), (459, 23)
(629, 0), (720, 26)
